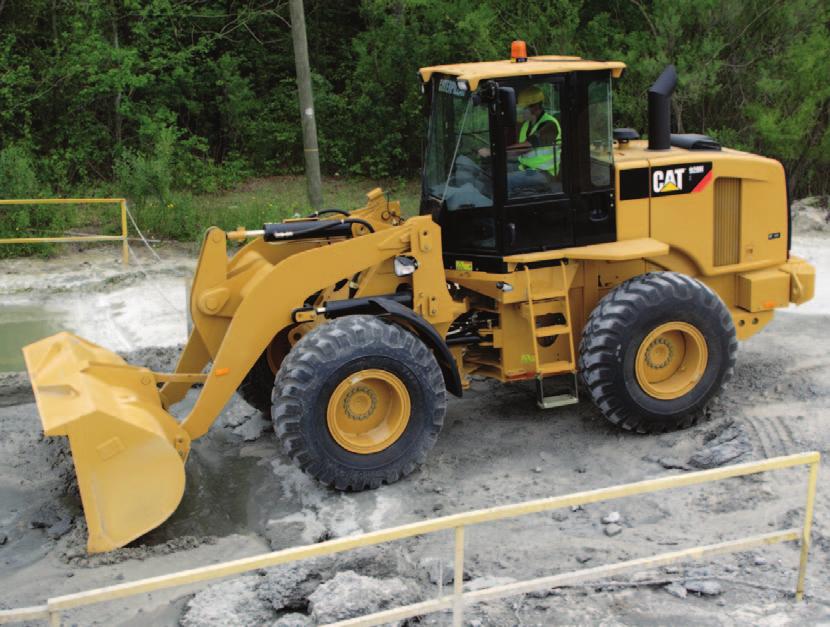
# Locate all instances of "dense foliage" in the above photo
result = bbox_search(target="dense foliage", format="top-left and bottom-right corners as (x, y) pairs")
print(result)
(1, 0), (828, 211)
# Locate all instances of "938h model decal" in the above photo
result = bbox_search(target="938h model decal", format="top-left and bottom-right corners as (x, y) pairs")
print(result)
(619, 162), (713, 200)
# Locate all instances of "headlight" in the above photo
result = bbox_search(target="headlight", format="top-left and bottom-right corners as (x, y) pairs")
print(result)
(394, 255), (419, 277)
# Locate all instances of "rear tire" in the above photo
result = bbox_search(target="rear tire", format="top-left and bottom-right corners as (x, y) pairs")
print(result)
(578, 272), (737, 433)
(272, 315), (446, 490)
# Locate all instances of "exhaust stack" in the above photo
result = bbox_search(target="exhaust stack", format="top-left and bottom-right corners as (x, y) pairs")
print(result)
(648, 65), (677, 150)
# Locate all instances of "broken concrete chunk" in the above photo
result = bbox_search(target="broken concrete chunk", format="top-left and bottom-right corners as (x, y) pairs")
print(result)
(688, 422), (752, 469)
(257, 563), (318, 611)
(272, 613), (312, 627)
(233, 415), (271, 441)
(419, 557), (456, 586)
(601, 511), (621, 524)
(47, 516), (74, 540)
(308, 571), (420, 624)
(464, 576), (517, 592)
(665, 582), (688, 599)
(658, 457), (691, 471)
(684, 579), (723, 596)
(181, 575), (275, 627)
(604, 523), (623, 537)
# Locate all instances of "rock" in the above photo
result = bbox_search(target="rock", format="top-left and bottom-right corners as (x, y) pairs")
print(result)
(46, 516), (73, 540)
(688, 422), (752, 469)
(665, 582), (687, 599)
(684, 580), (723, 596)
(233, 414), (271, 441)
(420, 557), (456, 586)
(658, 457), (691, 471)
(308, 571), (420, 624)
(753, 556), (767, 566)
(601, 511), (621, 524)
(526, 588), (556, 599)
(604, 523), (623, 537)
(29, 503), (62, 529)
(0, 533), (7, 546)
(533, 467), (543, 473)
(551, 511), (568, 522)
(181, 575), (275, 626)
(464, 576), (516, 592)
(257, 563), (318, 611)
(272, 613), (312, 627)
(576, 554), (592, 564)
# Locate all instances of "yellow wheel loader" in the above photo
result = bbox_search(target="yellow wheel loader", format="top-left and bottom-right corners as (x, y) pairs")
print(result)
(24, 44), (816, 553)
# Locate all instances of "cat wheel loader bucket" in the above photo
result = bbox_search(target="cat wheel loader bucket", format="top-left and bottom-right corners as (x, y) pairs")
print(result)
(23, 332), (190, 553)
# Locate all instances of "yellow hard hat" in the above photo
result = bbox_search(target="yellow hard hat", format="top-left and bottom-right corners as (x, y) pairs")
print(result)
(517, 86), (544, 108)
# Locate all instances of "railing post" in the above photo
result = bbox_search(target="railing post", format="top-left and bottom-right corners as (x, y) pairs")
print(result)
(796, 459), (819, 601)
(452, 526), (465, 627)
(120, 199), (129, 267)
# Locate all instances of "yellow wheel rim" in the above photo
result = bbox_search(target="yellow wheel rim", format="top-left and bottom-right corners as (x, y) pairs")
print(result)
(326, 369), (411, 454)
(635, 322), (708, 400)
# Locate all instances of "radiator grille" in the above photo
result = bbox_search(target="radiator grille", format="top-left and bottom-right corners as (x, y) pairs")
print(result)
(714, 177), (741, 266)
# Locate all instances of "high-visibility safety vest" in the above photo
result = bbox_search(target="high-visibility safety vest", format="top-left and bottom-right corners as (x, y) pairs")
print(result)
(518, 112), (561, 174)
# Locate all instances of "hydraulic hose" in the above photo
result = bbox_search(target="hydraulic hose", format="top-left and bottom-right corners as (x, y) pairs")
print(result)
(310, 208), (350, 218)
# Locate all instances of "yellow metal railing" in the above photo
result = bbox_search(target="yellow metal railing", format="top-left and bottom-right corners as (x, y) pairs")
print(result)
(0, 198), (129, 266)
(0, 451), (819, 626)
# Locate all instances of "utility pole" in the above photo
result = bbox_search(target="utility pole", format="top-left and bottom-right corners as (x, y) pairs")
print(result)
(289, 0), (323, 210)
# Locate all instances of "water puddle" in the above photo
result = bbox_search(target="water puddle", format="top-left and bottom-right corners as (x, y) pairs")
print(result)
(0, 305), (66, 372)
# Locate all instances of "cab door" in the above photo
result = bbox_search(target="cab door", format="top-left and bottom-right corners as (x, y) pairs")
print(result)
(499, 77), (573, 254)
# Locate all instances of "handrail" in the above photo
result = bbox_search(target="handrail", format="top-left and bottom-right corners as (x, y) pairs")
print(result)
(0, 451), (819, 626)
(0, 198), (129, 266)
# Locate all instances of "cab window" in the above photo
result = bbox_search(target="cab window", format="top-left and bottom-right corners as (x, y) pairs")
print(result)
(587, 78), (613, 188)
(423, 79), (493, 211)
(506, 81), (563, 200)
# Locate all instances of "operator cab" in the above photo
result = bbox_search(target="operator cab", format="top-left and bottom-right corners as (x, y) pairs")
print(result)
(419, 43), (625, 271)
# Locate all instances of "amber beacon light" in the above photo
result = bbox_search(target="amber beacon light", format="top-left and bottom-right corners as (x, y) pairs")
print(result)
(511, 40), (528, 62)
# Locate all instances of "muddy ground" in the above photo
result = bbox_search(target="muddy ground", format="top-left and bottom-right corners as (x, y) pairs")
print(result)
(1, 228), (829, 625)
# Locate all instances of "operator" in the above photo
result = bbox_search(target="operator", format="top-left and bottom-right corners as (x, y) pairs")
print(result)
(478, 85), (562, 195)
(514, 85), (560, 173)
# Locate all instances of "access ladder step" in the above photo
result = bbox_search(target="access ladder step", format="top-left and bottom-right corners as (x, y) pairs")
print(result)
(536, 373), (580, 410)
(537, 360), (576, 375)
(534, 324), (571, 338)
(537, 393), (580, 410)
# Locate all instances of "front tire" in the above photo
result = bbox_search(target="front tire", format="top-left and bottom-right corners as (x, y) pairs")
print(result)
(578, 272), (737, 433)
(272, 315), (446, 490)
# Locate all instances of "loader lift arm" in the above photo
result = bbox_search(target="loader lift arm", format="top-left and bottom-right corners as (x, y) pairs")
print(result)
(169, 215), (459, 440)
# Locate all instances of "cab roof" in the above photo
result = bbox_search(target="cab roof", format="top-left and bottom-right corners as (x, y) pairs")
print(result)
(419, 56), (626, 90)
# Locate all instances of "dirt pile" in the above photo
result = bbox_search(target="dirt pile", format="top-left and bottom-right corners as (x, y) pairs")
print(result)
(179, 546), (420, 626)
(792, 197), (830, 233)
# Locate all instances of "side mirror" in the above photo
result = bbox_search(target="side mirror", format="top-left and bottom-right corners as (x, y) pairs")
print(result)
(497, 87), (516, 126)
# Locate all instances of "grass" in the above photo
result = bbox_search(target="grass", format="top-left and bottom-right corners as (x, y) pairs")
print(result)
(0, 176), (422, 257)
(129, 176), (422, 241)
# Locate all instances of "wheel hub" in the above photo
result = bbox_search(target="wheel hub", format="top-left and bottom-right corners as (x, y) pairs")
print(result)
(342, 385), (377, 420)
(644, 337), (674, 369)
(327, 369), (411, 454)
(635, 322), (708, 400)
